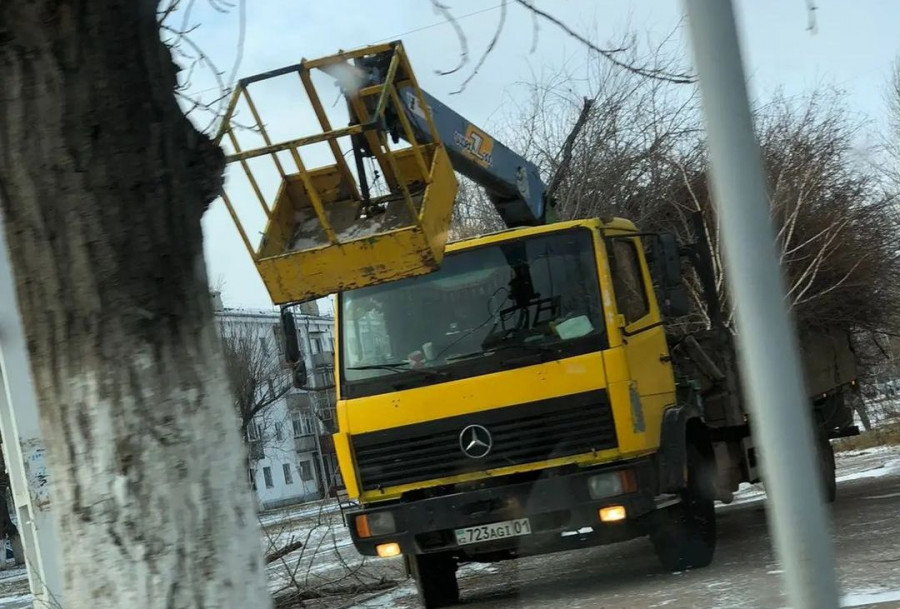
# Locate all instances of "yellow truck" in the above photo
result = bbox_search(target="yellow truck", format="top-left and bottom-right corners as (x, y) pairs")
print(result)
(216, 42), (859, 608)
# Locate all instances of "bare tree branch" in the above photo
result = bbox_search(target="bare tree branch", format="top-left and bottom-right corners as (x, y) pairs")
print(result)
(511, 0), (696, 84)
(806, 0), (819, 34)
(450, 0), (507, 94)
(546, 97), (593, 200)
(429, 0), (469, 76)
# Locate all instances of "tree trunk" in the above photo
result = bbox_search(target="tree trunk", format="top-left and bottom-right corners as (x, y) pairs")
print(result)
(0, 3), (270, 608)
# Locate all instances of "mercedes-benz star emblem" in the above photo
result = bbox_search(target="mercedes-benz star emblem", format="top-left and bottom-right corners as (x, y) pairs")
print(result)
(459, 424), (493, 459)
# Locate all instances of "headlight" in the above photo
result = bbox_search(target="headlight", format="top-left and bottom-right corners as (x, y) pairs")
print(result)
(587, 472), (624, 500)
(355, 511), (397, 537)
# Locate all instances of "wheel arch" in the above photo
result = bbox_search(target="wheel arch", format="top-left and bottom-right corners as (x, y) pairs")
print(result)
(658, 397), (714, 493)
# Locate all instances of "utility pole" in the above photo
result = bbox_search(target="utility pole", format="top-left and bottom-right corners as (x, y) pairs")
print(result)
(682, 2), (839, 608)
(0, 211), (63, 605)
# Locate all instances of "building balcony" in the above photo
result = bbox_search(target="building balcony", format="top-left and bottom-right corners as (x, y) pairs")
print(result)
(311, 351), (335, 368)
(294, 434), (317, 452)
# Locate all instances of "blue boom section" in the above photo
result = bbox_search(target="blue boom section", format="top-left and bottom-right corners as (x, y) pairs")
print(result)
(395, 85), (547, 227)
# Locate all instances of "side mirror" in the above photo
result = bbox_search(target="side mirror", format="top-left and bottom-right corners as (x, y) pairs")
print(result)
(280, 307), (308, 388)
(646, 233), (691, 318)
(660, 283), (691, 317)
(657, 233), (682, 287)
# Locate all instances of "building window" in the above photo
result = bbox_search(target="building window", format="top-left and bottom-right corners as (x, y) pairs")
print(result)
(292, 411), (314, 436)
(299, 461), (314, 481)
(274, 422), (284, 442)
(267, 378), (276, 399)
(249, 468), (257, 491)
(263, 466), (274, 489)
(282, 463), (293, 485)
(273, 324), (284, 357)
(317, 367), (335, 388)
(247, 421), (261, 440)
(259, 336), (269, 355)
(311, 337), (321, 354)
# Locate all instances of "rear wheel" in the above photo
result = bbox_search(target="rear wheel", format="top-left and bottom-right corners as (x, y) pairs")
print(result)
(9, 532), (23, 566)
(650, 444), (717, 571)
(409, 552), (459, 608)
(817, 432), (837, 503)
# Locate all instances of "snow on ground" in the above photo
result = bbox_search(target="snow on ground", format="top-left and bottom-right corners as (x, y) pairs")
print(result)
(725, 444), (900, 506)
(840, 589), (900, 608)
(258, 498), (342, 527)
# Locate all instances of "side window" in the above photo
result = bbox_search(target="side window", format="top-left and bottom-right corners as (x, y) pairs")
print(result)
(609, 239), (650, 323)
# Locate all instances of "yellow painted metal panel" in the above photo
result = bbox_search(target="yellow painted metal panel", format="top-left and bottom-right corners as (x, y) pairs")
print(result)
(343, 352), (608, 434)
(257, 227), (436, 304)
(598, 231), (677, 454)
(332, 432), (359, 499)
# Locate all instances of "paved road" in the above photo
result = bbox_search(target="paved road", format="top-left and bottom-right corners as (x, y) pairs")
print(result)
(2, 447), (898, 609)
(354, 446), (900, 609)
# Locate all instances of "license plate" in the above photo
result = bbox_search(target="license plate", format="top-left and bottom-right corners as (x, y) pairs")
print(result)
(454, 518), (532, 546)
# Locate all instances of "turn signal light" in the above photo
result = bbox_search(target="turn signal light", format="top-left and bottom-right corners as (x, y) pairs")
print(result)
(599, 505), (627, 523)
(376, 542), (402, 558)
(355, 515), (372, 538)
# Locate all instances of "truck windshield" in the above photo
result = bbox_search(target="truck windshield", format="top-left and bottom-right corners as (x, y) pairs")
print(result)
(339, 228), (607, 396)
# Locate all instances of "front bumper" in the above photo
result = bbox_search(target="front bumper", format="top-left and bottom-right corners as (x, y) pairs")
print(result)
(347, 458), (657, 558)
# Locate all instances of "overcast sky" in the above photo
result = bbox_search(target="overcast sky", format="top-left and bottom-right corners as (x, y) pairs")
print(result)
(175, 1), (900, 311)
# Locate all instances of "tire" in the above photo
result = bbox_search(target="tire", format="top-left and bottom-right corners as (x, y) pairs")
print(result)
(818, 433), (837, 504)
(9, 532), (23, 566)
(650, 444), (717, 572)
(408, 552), (459, 608)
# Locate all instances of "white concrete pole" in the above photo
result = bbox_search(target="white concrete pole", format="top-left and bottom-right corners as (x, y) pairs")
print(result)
(682, 2), (839, 608)
(0, 210), (64, 606)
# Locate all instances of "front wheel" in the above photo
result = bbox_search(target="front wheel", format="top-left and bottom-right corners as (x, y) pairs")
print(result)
(408, 552), (459, 609)
(649, 444), (717, 571)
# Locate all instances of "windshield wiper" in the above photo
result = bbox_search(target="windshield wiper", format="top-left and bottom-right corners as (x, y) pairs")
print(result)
(347, 362), (410, 370)
(446, 342), (558, 362)
(346, 362), (449, 379)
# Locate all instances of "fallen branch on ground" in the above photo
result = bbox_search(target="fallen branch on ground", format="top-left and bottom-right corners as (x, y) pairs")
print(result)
(273, 578), (400, 608)
(266, 540), (305, 564)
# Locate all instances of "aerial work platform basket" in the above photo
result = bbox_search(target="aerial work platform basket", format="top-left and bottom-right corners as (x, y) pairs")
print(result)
(214, 42), (458, 305)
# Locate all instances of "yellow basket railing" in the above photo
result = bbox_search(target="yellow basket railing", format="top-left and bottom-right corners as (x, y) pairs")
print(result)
(214, 41), (458, 305)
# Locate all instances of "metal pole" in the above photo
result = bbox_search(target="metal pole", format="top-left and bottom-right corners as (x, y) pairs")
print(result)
(0, 210), (64, 605)
(682, 2), (839, 608)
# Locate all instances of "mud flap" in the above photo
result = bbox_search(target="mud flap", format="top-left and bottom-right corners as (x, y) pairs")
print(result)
(658, 407), (690, 493)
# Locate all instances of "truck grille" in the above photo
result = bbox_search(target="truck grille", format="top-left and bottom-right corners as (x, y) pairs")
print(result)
(352, 389), (616, 491)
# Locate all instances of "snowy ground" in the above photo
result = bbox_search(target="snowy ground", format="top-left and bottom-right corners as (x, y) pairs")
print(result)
(1, 445), (899, 608)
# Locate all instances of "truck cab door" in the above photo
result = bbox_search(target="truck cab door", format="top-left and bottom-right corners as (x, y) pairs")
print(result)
(606, 236), (677, 449)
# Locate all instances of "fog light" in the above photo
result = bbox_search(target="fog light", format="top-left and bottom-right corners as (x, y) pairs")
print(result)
(587, 472), (624, 500)
(599, 505), (627, 523)
(376, 542), (402, 558)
